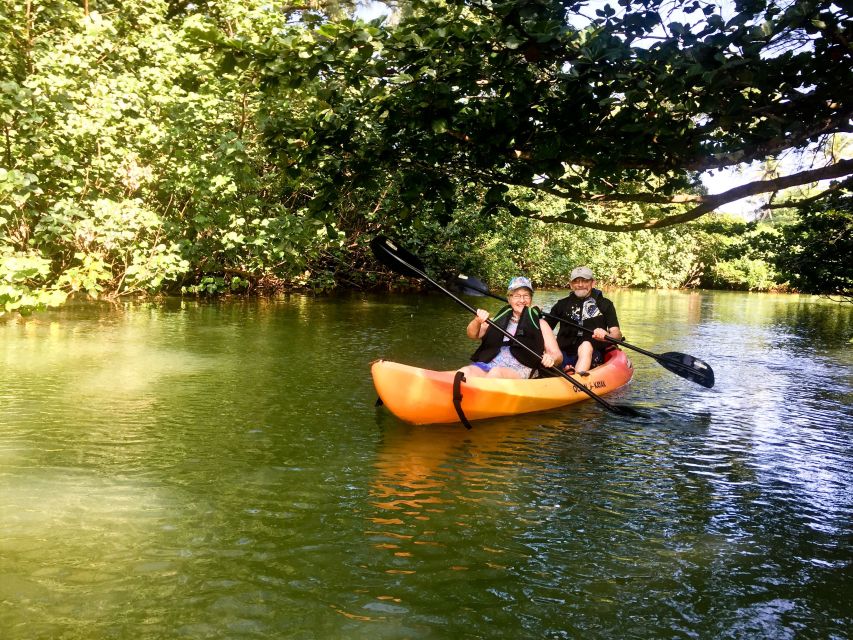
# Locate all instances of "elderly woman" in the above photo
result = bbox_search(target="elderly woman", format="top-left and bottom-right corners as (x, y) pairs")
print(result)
(459, 277), (562, 379)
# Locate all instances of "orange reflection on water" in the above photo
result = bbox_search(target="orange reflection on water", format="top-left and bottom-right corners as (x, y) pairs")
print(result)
(367, 415), (565, 572)
(331, 607), (376, 622)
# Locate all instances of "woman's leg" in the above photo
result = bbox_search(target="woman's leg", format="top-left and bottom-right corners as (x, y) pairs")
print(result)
(485, 366), (523, 379)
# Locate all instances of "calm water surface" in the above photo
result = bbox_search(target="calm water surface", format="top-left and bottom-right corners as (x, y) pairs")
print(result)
(1, 290), (851, 639)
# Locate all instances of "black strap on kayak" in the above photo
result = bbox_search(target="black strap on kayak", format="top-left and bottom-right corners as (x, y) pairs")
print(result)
(375, 396), (383, 407)
(452, 371), (473, 430)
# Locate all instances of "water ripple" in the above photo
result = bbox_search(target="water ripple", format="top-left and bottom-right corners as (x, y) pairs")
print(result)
(2, 294), (851, 639)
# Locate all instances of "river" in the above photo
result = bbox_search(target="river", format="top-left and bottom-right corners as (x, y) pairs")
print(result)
(1, 290), (851, 639)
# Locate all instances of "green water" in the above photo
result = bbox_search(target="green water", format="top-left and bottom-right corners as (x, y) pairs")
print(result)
(1, 290), (851, 639)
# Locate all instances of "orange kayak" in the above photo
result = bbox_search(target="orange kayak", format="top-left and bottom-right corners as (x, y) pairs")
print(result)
(371, 349), (633, 425)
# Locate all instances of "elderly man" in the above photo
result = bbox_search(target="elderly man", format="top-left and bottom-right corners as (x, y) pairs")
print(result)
(547, 267), (622, 374)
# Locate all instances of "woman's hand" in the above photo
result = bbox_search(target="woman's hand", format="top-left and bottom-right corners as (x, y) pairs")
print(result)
(540, 353), (556, 368)
(467, 309), (490, 339)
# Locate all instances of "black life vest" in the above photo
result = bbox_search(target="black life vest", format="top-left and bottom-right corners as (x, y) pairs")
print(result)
(552, 289), (609, 349)
(470, 305), (545, 369)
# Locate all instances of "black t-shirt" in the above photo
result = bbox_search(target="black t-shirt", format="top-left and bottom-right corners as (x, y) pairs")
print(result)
(547, 292), (619, 352)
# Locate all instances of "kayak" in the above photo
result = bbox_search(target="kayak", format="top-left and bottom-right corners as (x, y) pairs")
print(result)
(371, 349), (633, 425)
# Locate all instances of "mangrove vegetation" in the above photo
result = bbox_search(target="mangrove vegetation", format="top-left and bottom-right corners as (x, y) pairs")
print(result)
(2, 0), (851, 316)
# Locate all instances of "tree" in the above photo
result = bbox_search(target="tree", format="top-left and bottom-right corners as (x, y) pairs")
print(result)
(1, 0), (322, 313)
(771, 190), (852, 301)
(223, 0), (853, 232)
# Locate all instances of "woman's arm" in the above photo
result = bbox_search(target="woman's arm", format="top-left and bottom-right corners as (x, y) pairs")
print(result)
(540, 319), (563, 366)
(467, 309), (490, 340)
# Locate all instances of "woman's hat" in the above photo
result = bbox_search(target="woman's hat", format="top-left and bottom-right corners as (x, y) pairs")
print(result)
(507, 276), (534, 293)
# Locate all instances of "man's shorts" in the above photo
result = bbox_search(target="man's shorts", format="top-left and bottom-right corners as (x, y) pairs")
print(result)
(561, 348), (604, 369)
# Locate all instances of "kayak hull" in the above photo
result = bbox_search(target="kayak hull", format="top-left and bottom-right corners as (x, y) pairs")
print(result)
(371, 350), (633, 425)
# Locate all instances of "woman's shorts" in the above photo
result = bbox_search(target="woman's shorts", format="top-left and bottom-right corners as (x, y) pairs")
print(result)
(472, 346), (534, 378)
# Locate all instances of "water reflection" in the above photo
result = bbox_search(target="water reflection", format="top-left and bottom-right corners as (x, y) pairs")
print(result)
(368, 411), (593, 579)
(1, 292), (851, 639)
(365, 289), (852, 635)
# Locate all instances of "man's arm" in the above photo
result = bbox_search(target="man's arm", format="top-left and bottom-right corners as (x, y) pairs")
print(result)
(603, 299), (622, 342)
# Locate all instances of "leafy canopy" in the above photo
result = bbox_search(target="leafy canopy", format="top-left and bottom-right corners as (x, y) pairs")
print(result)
(221, 0), (853, 231)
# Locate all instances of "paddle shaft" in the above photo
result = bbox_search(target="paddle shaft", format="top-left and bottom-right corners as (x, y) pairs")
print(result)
(380, 250), (633, 415)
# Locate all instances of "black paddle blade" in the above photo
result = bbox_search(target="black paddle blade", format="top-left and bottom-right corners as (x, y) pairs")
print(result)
(370, 235), (426, 279)
(659, 352), (715, 388)
(455, 274), (489, 297)
(612, 404), (646, 418)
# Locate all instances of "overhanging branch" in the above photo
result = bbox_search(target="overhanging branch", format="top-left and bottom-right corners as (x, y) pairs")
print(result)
(761, 176), (853, 210)
(525, 158), (853, 231)
(686, 110), (853, 172)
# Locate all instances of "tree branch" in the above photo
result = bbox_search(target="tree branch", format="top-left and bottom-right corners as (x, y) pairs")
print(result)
(451, 104), (853, 175)
(760, 176), (853, 210)
(525, 159), (853, 232)
(685, 109), (853, 172)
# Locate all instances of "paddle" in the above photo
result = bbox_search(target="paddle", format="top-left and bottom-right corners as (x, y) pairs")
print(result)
(456, 273), (715, 389)
(370, 235), (644, 418)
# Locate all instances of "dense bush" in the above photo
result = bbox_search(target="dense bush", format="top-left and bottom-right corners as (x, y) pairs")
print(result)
(1, 1), (844, 317)
(771, 192), (853, 301)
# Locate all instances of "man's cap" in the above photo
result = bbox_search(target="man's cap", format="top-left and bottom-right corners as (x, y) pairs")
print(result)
(570, 266), (594, 281)
(507, 276), (534, 293)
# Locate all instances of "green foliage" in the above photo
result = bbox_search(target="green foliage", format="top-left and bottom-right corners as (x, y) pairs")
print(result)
(682, 215), (785, 291)
(375, 191), (780, 293)
(183, 276), (227, 296)
(772, 191), (853, 300)
(0, 0), (846, 317)
(1, 0), (341, 312)
(0, 247), (68, 316)
(233, 0), (853, 232)
(707, 257), (779, 292)
(33, 197), (191, 296)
